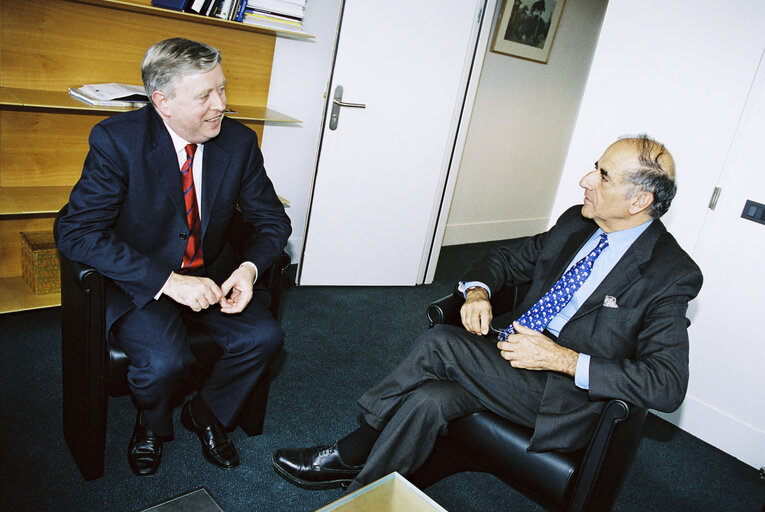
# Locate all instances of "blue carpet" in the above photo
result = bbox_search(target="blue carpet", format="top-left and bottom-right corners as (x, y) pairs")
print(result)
(0, 242), (763, 511)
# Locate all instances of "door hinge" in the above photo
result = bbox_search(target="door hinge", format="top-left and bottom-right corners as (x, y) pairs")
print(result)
(708, 187), (722, 210)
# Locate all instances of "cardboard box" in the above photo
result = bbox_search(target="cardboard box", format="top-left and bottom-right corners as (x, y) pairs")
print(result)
(21, 231), (60, 295)
(315, 473), (448, 512)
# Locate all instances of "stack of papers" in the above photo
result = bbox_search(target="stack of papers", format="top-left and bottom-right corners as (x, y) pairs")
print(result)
(243, 0), (307, 32)
(68, 83), (150, 107)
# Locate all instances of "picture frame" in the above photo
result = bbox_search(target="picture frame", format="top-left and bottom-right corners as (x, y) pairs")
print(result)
(490, 0), (566, 63)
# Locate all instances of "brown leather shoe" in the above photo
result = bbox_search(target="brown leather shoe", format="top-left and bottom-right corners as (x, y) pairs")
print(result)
(128, 411), (163, 476)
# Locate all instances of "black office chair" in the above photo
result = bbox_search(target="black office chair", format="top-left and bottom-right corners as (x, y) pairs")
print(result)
(54, 204), (291, 480)
(408, 286), (648, 512)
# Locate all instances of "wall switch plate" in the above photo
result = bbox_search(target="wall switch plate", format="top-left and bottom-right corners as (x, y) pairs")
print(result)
(741, 200), (765, 225)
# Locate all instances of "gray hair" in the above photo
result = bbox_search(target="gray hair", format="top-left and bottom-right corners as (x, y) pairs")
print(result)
(141, 38), (221, 104)
(620, 134), (677, 218)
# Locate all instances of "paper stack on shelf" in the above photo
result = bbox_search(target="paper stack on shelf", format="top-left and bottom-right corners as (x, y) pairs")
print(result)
(242, 0), (306, 32)
(68, 83), (150, 107)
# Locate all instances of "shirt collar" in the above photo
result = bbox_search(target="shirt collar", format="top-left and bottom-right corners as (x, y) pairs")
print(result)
(162, 120), (203, 156)
(597, 219), (653, 251)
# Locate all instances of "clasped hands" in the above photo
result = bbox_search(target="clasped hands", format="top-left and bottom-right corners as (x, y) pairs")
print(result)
(461, 288), (578, 376)
(162, 265), (256, 314)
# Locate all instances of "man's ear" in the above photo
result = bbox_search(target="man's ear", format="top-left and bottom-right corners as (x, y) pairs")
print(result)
(151, 90), (170, 117)
(630, 190), (654, 215)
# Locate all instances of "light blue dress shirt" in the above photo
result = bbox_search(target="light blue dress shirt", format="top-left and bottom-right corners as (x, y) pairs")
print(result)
(459, 220), (652, 390)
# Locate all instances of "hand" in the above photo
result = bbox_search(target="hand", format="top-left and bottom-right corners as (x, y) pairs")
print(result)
(460, 287), (493, 335)
(218, 265), (256, 314)
(163, 272), (224, 312)
(496, 322), (578, 376)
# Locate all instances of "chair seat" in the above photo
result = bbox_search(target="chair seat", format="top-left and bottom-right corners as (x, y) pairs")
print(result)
(449, 412), (581, 508)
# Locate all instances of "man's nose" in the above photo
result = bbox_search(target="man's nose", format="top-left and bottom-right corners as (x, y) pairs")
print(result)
(580, 171), (596, 188)
(211, 91), (226, 110)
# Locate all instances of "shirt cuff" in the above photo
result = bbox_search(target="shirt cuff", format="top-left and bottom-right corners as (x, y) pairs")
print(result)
(240, 261), (258, 282)
(155, 272), (173, 300)
(574, 353), (591, 390)
(458, 281), (491, 299)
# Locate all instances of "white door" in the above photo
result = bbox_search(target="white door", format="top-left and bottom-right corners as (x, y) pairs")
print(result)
(680, 50), (765, 469)
(299, 0), (486, 285)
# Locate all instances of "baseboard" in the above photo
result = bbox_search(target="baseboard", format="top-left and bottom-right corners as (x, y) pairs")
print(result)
(653, 395), (764, 470)
(442, 217), (549, 246)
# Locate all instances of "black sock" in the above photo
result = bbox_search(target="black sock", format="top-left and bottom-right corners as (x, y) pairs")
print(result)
(336, 422), (381, 466)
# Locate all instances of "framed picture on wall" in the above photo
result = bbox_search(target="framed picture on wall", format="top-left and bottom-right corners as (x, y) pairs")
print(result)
(491, 0), (566, 63)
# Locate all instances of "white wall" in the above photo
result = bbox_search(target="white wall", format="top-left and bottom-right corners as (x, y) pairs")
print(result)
(443, 0), (608, 245)
(550, 0), (765, 468)
(260, 1), (343, 261)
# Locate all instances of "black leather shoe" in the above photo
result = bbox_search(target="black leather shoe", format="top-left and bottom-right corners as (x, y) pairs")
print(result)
(128, 412), (163, 476)
(181, 397), (239, 470)
(272, 443), (363, 489)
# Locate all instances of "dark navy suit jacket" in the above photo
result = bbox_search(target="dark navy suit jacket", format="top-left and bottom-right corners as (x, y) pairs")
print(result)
(57, 106), (291, 329)
(462, 205), (703, 452)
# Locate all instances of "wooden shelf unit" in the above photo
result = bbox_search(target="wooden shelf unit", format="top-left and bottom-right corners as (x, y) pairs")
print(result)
(0, 0), (306, 314)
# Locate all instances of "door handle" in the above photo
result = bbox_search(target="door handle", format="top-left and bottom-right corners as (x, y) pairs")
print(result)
(333, 99), (366, 108)
(330, 85), (365, 130)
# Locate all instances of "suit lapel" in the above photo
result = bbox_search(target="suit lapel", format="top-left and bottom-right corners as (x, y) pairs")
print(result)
(200, 137), (230, 235)
(539, 221), (598, 293)
(145, 110), (186, 219)
(569, 219), (665, 321)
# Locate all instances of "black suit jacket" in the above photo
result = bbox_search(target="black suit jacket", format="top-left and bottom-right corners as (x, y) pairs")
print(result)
(462, 205), (703, 451)
(57, 106), (291, 328)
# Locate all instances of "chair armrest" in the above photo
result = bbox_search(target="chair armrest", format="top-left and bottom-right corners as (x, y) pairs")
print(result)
(569, 399), (647, 512)
(59, 254), (102, 290)
(259, 251), (291, 320)
(427, 292), (464, 328)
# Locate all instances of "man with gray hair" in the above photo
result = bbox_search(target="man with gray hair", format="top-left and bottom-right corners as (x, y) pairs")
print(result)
(273, 135), (702, 493)
(58, 38), (291, 476)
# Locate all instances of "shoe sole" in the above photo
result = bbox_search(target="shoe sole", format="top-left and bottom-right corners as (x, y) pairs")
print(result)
(271, 454), (355, 490)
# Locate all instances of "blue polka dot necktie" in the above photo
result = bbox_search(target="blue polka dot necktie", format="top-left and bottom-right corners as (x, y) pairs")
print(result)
(498, 233), (609, 341)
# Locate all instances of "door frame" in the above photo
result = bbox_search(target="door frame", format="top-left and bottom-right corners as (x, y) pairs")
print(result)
(296, 0), (498, 285)
(422, 0), (498, 284)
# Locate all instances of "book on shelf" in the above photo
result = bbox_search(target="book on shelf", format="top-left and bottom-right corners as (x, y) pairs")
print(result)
(151, 0), (190, 11)
(68, 83), (150, 107)
(186, 0), (206, 14)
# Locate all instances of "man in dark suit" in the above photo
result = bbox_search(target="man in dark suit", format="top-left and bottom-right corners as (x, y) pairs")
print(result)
(272, 135), (702, 492)
(57, 38), (291, 476)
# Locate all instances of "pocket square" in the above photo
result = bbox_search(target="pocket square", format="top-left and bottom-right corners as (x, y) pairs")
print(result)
(603, 295), (618, 308)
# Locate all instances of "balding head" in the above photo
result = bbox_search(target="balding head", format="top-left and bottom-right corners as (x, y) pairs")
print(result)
(616, 135), (677, 218)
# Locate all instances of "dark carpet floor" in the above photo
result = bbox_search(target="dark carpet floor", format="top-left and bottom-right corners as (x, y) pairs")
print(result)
(1, 241), (763, 511)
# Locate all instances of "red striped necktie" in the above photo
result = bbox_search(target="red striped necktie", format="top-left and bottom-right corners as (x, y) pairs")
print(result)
(180, 143), (203, 272)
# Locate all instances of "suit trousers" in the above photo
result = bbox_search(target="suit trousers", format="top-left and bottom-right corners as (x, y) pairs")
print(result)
(111, 290), (283, 436)
(349, 324), (549, 491)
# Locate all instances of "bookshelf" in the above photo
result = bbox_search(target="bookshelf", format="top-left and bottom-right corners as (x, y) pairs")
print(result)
(0, 0), (308, 314)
